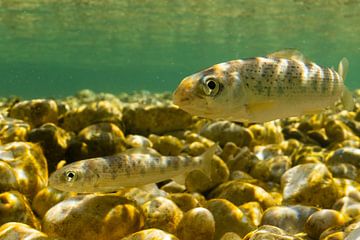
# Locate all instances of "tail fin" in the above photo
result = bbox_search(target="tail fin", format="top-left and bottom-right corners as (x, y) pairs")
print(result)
(198, 144), (218, 180)
(338, 58), (354, 111)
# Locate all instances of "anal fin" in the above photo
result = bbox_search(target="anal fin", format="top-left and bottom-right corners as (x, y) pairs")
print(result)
(172, 174), (187, 185)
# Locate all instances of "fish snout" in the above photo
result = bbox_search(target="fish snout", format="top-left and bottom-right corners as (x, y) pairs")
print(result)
(172, 76), (197, 106)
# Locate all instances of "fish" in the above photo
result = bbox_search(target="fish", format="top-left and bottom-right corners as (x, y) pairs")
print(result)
(48, 145), (217, 193)
(173, 49), (354, 123)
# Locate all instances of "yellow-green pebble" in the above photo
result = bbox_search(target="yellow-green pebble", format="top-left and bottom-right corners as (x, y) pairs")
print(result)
(43, 194), (143, 240)
(32, 187), (76, 218)
(0, 222), (51, 240)
(121, 228), (179, 240)
(186, 155), (229, 193)
(219, 232), (242, 240)
(149, 134), (184, 156)
(0, 142), (48, 200)
(305, 209), (346, 239)
(281, 163), (339, 208)
(261, 205), (318, 234)
(206, 199), (256, 239)
(176, 207), (215, 240)
(141, 197), (183, 234)
(209, 180), (277, 209)
(168, 193), (205, 212)
(239, 202), (263, 227)
(0, 191), (41, 229)
(9, 99), (58, 128)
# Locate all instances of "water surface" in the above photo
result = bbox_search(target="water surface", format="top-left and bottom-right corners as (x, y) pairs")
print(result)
(0, 0), (359, 98)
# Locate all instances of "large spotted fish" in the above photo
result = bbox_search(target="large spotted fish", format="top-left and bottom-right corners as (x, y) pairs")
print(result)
(48, 145), (216, 193)
(173, 50), (354, 122)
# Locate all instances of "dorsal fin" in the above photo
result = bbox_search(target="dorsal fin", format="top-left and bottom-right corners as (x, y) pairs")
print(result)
(123, 147), (161, 156)
(266, 49), (310, 63)
(338, 57), (349, 80)
(338, 57), (354, 111)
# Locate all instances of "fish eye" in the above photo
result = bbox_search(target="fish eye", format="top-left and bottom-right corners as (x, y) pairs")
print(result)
(64, 170), (77, 182)
(202, 77), (220, 96)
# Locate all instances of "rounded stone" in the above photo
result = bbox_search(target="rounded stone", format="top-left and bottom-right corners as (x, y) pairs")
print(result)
(140, 197), (183, 233)
(125, 134), (153, 148)
(199, 121), (253, 147)
(0, 117), (30, 144)
(27, 123), (72, 172)
(261, 205), (318, 234)
(327, 147), (360, 168)
(72, 122), (126, 159)
(160, 181), (186, 193)
(250, 155), (291, 183)
(0, 222), (49, 240)
(333, 196), (360, 219)
(186, 155), (229, 193)
(226, 147), (259, 173)
(243, 225), (300, 240)
(60, 100), (123, 133)
(248, 122), (284, 146)
(220, 232), (242, 240)
(32, 187), (76, 218)
(209, 180), (277, 209)
(43, 194), (144, 240)
(206, 198), (256, 238)
(281, 163), (339, 208)
(0, 142), (48, 200)
(122, 105), (193, 135)
(305, 209), (346, 239)
(239, 202), (263, 227)
(9, 99), (58, 128)
(185, 141), (207, 156)
(0, 161), (19, 192)
(168, 193), (205, 212)
(149, 134), (183, 156)
(0, 191), (41, 229)
(325, 120), (355, 143)
(121, 229), (179, 240)
(176, 207), (215, 240)
(328, 163), (358, 180)
(219, 142), (239, 163)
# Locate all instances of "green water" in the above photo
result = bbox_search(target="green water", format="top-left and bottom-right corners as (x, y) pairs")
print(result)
(0, 0), (359, 99)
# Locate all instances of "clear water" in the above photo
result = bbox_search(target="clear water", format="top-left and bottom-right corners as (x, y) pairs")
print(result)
(0, 0), (359, 98)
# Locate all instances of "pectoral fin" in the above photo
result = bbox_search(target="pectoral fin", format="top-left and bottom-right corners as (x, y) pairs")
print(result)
(246, 101), (276, 114)
(172, 174), (187, 185)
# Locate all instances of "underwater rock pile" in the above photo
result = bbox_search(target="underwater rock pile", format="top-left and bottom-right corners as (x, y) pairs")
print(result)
(0, 88), (360, 240)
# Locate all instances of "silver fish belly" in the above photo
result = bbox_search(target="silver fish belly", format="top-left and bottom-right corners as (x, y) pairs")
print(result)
(48, 146), (216, 193)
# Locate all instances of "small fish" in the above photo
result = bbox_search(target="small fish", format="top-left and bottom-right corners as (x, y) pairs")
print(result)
(173, 49), (354, 123)
(48, 145), (217, 193)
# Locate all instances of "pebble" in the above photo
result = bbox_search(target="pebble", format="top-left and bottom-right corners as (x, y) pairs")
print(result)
(209, 180), (277, 209)
(9, 99), (58, 128)
(281, 163), (339, 208)
(176, 207), (215, 240)
(0, 191), (41, 229)
(122, 104), (193, 135)
(199, 121), (253, 147)
(121, 228), (179, 240)
(261, 205), (318, 234)
(186, 155), (230, 193)
(206, 198), (256, 239)
(305, 209), (346, 239)
(0, 222), (51, 240)
(43, 194), (143, 240)
(141, 197), (183, 234)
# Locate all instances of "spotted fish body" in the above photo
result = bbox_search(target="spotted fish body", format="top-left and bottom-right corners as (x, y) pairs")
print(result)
(173, 50), (353, 122)
(48, 146), (216, 193)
